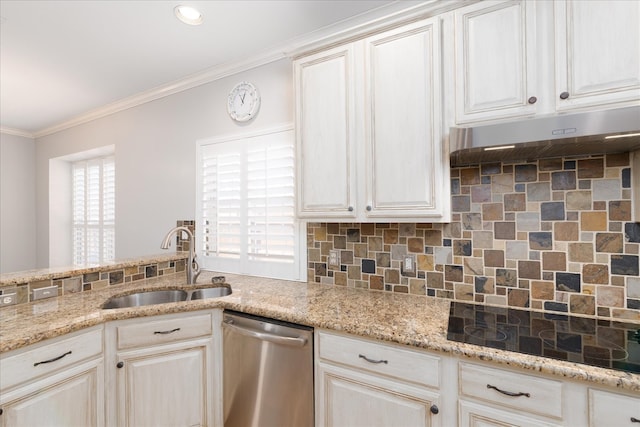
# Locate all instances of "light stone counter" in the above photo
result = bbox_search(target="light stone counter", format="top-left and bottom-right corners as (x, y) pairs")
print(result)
(1, 270), (638, 393)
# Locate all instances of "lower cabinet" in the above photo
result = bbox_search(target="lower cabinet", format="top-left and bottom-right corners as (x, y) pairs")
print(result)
(589, 389), (640, 427)
(458, 399), (558, 427)
(316, 330), (442, 427)
(0, 326), (104, 427)
(0, 359), (103, 427)
(104, 310), (222, 427)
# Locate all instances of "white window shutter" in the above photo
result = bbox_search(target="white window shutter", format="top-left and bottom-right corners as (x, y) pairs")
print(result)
(72, 156), (115, 265)
(197, 128), (303, 280)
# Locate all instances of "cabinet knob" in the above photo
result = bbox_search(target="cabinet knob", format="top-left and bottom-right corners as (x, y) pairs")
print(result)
(348, 206), (354, 212)
(559, 91), (570, 100)
(430, 405), (439, 415)
(527, 96), (537, 104)
(0, 408), (3, 416)
(117, 361), (124, 369)
(366, 205), (372, 211)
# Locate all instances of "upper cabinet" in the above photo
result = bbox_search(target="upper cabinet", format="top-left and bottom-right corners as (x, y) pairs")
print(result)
(450, 0), (640, 125)
(554, 0), (640, 111)
(295, 17), (451, 223)
(453, 0), (538, 124)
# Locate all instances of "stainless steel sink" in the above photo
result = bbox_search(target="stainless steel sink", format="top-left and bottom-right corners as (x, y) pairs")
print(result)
(190, 286), (232, 300)
(102, 286), (232, 309)
(102, 290), (188, 309)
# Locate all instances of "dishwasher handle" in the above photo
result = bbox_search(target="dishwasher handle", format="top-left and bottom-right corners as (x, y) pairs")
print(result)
(222, 318), (308, 347)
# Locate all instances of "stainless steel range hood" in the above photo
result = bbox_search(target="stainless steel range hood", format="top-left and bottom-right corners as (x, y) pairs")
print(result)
(449, 106), (640, 166)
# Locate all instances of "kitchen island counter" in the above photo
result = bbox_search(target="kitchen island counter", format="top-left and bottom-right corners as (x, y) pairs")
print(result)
(1, 270), (638, 392)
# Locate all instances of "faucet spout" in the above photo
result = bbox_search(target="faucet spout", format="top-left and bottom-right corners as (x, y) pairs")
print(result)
(161, 226), (198, 284)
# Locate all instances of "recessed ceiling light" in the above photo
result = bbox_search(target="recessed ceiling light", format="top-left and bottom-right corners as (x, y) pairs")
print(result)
(174, 5), (203, 26)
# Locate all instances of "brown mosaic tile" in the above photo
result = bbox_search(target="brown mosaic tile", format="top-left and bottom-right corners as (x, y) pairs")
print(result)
(531, 281), (554, 300)
(484, 250), (504, 267)
(504, 193), (526, 211)
(606, 152), (629, 167)
(369, 275), (383, 290)
(460, 168), (480, 185)
(554, 222), (579, 241)
(494, 222), (515, 240)
(383, 229), (398, 244)
(508, 288), (530, 307)
(581, 211), (607, 231)
(542, 252), (566, 271)
(384, 269), (400, 284)
(471, 185), (492, 203)
(482, 203), (503, 220)
(578, 158), (604, 178)
(570, 294), (595, 315)
(539, 158), (563, 171)
(334, 272), (347, 286)
(582, 264), (609, 284)
(609, 200), (631, 221)
(518, 261), (541, 280)
(568, 243), (594, 262)
(408, 237), (424, 253)
(595, 233), (623, 253)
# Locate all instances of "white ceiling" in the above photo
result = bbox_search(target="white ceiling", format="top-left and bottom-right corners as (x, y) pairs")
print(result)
(0, 0), (416, 136)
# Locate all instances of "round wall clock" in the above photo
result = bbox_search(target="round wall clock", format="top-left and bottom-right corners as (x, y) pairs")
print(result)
(227, 81), (261, 122)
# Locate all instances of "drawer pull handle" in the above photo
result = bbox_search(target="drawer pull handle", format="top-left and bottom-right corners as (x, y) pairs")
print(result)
(154, 328), (181, 335)
(359, 354), (388, 364)
(34, 351), (72, 367)
(487, 384), (530, 398)
(631, 417), (640, 423)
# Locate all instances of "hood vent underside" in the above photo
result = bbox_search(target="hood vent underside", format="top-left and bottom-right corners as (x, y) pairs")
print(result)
(449, 106), (640, 166)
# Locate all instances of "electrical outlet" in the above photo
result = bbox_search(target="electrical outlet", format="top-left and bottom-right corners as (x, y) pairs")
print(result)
(0, 292), (17, 307)
(33, 285), (58, 301)
(329, 249), (341, 267)
(403, 255), (416, 273)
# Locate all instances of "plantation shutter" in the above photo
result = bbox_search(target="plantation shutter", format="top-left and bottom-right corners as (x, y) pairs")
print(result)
(197, 128), (302, 280)
(72, 156), (115, 265)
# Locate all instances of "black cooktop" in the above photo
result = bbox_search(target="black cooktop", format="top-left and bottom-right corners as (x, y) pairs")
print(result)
(446, 302), (640, 374)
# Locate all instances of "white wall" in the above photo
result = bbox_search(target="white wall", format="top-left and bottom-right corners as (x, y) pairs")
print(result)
(0, 133), (37, 272)
(35, 59), (293, 268)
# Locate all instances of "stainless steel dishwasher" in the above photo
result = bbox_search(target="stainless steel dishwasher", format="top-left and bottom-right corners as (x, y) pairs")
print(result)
(222, 310), (314, 427)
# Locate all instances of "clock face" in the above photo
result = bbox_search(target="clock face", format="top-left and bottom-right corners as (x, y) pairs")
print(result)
(228, 82), (260, 122)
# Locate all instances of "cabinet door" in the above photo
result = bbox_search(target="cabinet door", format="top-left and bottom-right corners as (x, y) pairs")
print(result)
(0, 361), (103, 427)
(364, 17), (449, 220)
(317, 363), (439, 427)
(453, 0), (538, 123)
(555, 0), (640, 110)
(116, 344), (210, 427)
(295, 44), (358, 218)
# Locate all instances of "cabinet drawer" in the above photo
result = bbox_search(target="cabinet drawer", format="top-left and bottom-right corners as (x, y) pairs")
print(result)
(0, 327), (103, 390)
(117, 312), (212, 350)
(318, 331), (440, 388)
(589, 389), (640, 427)
(459, 362), (563, 419)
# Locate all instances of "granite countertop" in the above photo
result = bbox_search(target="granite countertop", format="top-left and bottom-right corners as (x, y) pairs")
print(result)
(1, 270), (639, 392)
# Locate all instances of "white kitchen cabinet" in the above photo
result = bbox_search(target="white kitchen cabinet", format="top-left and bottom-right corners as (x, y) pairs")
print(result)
(295, 44), (358, 218)
(0, 326), (104, 427)
(554, 0), (640, 111)
(452, 0), (538, 123)
(295, 17), (450, 222)
(316, 330), (442, 427)
(458, 399), (559, 427)
(450, 0), (640, 125)
(588, 389), (640, 427)
(105, 310), (220, 427)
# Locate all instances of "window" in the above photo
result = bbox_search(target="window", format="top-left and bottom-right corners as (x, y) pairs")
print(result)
(196, 126), (305, 281)
(72, 156), (115, 265)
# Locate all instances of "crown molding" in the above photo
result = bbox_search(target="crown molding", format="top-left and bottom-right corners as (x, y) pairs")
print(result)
(29, 0), (466, 139)
(0, 127), (35, 139)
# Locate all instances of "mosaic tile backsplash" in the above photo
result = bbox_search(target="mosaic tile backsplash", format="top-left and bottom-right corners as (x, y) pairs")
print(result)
(307, 154), (640, 321)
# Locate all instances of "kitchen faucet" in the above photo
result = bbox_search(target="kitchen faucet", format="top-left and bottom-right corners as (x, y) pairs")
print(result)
(160, 226), (201, 284)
